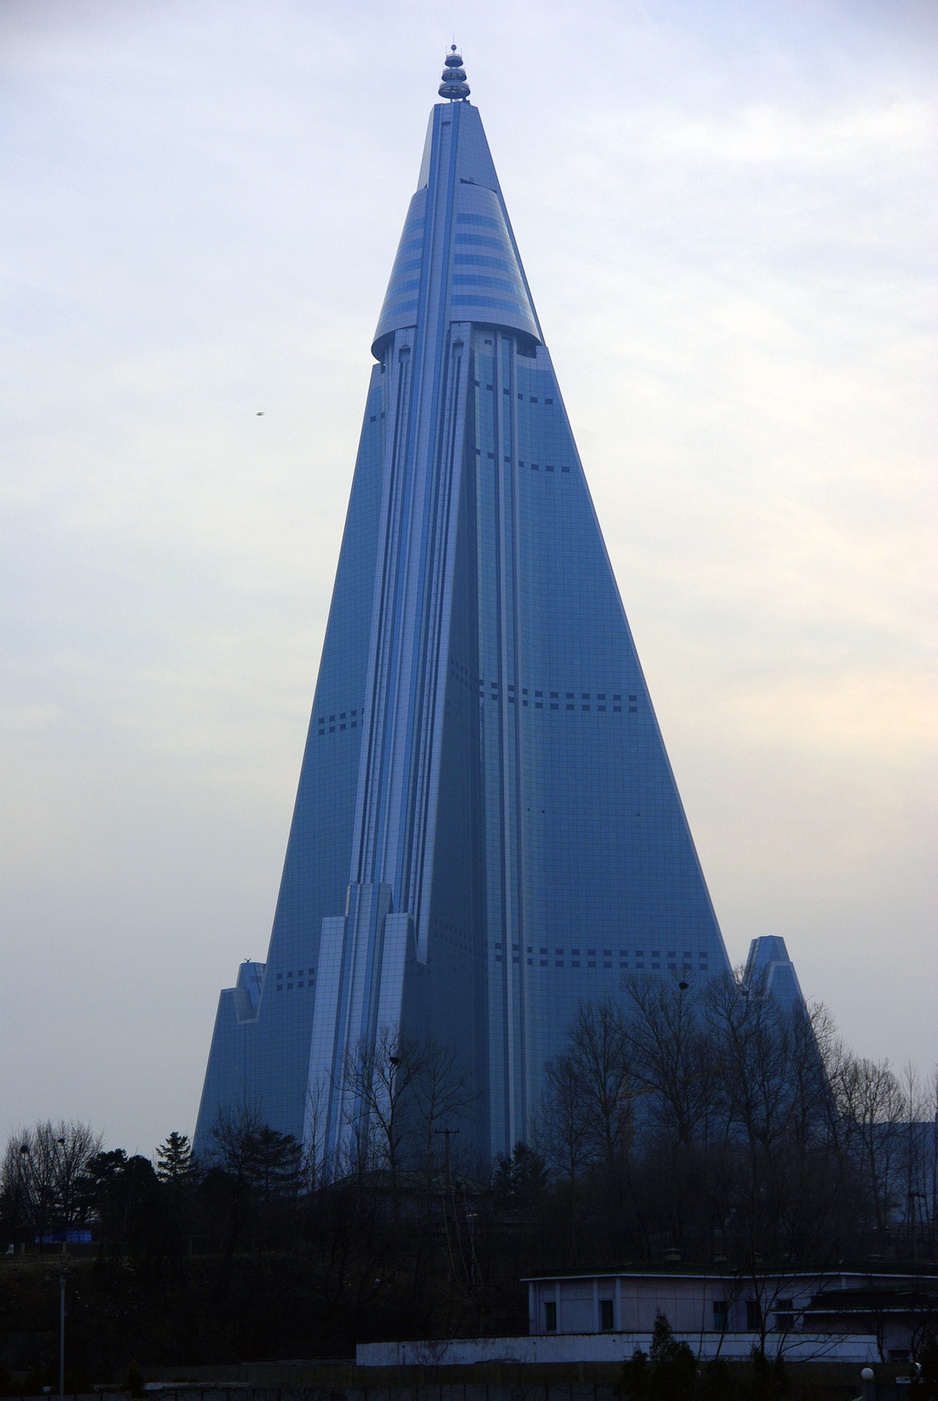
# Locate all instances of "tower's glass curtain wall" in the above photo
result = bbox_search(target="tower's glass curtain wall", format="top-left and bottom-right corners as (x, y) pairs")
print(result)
(194, 54), (733, 1164)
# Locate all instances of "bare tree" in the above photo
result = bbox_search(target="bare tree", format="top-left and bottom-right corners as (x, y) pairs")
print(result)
(832, 1053), (905, 1249)
(303, 1074), (331, 1190)
(341, 1028), (474, 1193)
(1, 1120), (101, 1248)
(622, 975), (714, 1153)
(539, 1050), (592, 1187)
(342, 1026), (427, 1216)
(410, 1036), (475, 1185)
(704, 970), (795, 1165)
(566, 997), (637, 1180)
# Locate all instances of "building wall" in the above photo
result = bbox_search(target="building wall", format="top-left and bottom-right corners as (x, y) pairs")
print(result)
(526, 1269), (937, 1365)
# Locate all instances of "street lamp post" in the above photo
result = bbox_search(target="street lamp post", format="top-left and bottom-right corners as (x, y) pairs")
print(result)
(58, 1261), (68, 1400)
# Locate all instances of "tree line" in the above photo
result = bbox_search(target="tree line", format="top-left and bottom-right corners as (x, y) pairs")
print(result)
(0, 972), (935, 1383)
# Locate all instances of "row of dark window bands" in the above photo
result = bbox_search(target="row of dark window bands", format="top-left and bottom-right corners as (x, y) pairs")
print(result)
(489, 697), (637, 711)
(497, 945), (704, 958)
(275, 967), (316, 991)
(476, 383), (555, 405)
(317, 698), (640, 735)
(475, 447), (572, 472)
(468, 678), (640, 713)
(495, 952), (708, 975)
(497, 956), (710, 969)
(451, 670), (640, 708)
(317, 705), (362, 736)
(320, 706), (636, 730)
(367, 388), (556, 426)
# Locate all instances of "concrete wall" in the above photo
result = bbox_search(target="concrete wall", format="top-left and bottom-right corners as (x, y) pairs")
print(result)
(357, 1332), (882, 1366)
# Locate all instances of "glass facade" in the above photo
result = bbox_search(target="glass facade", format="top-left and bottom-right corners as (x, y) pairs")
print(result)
(194, 81), (733, 1164)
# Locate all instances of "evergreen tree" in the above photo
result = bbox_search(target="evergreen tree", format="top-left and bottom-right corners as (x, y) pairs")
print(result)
(492, 1141), (548, 1209)
(648, 1311), (696, 1401)
(155, 1132), (192, 1181)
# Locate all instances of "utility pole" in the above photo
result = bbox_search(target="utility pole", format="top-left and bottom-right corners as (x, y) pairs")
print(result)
(434, 1126), (459, 1189)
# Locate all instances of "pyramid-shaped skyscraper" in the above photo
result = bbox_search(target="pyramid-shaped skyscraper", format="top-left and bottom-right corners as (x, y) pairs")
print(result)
(194, 52), (732, 1164)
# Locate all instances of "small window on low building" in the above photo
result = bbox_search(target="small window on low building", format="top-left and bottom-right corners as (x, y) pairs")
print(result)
(746, 1300), (762, 1331)
(599, 1298), (614, 1331)
(544, 1300), (557, 1332)
(774, 1300), (795, 1330)
(713, 1300), (728, 1330)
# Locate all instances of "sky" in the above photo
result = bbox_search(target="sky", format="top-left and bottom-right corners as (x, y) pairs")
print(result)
(1, 0), (935, 1159)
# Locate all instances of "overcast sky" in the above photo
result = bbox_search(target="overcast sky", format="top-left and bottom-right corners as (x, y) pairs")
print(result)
(2, 0), (935, 1158)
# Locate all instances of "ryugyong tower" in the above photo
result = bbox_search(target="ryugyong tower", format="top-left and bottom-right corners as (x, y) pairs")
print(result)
(194, 51), (740, 1166)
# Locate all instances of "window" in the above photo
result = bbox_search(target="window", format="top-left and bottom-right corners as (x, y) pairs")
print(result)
(713, 1300), (728, 1331)
(544, 1301), (557, 1332)
(774, 1300), (794, 1330)
(746, 1300), (762, 1331)
(599, 1298), (614, 1331)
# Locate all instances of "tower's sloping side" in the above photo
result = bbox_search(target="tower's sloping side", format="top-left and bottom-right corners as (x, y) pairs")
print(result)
(194, 374), (386, 1151)
(195, 87), (732, 1164)
(470, 334), (732, 1149)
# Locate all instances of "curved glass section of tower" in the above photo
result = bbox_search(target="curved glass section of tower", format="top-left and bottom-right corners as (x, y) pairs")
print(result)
(193, 77), (732, 1166)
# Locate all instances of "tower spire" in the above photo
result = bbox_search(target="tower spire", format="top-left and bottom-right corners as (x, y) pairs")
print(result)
(438, 44), (470, 100)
